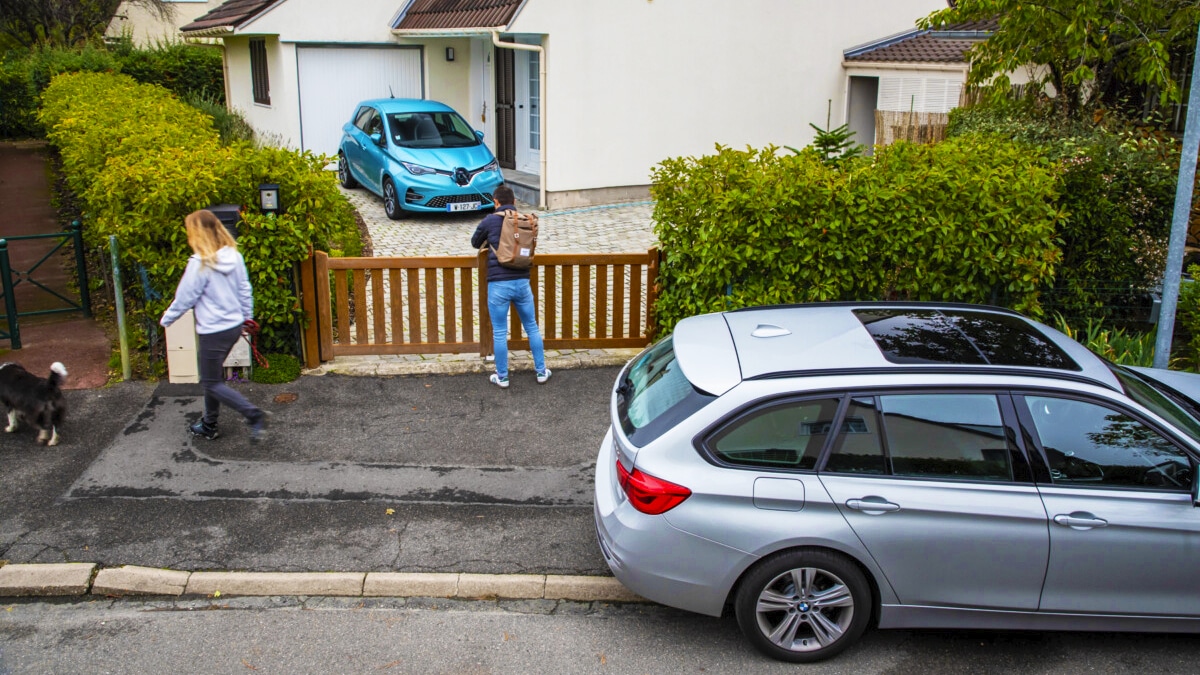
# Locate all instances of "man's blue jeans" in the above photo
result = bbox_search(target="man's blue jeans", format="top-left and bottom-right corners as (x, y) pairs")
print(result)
(487, 279), (546, 379)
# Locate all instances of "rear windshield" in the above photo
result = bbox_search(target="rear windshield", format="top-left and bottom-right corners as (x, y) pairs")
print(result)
(616, 337), (715, 447)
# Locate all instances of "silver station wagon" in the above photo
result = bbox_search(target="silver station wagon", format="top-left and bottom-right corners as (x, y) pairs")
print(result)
(594, 302), (1200, 662)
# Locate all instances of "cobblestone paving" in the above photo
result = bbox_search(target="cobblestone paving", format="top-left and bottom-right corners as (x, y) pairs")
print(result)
(310, 185), (658, 377)
(339, 185), (658, 256)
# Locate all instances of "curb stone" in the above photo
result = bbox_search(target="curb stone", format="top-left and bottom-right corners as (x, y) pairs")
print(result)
(0, 563), (646, 604)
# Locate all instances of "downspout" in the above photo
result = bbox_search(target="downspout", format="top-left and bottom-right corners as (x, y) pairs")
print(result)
(491, 31), (546, 210)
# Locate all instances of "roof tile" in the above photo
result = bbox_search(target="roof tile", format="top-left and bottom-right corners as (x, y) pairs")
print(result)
(395, 0), (523, 30)
(846, 33), (978, 64)
(181, 0), (276, 33)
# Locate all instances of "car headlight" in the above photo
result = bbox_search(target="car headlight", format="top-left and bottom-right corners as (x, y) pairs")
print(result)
(400, 161), (439, 176)
(482, 159), (500, 173)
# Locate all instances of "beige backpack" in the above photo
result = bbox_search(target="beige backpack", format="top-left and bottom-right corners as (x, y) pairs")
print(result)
(490, 210), (538, 270)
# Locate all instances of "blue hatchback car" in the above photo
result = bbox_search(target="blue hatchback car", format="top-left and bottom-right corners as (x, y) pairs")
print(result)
(337, 98), (504, 219)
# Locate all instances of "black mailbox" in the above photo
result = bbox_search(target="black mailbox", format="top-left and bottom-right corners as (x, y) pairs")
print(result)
(206, 203), (242, 240)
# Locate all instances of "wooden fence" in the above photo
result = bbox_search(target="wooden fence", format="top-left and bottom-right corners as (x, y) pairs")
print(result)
(298, 248), (659, 367)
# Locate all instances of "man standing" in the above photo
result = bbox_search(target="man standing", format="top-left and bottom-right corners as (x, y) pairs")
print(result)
(471, 185), (551, 388)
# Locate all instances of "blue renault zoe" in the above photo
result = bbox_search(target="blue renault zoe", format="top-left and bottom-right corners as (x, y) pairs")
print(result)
(337, 98), (504, 219)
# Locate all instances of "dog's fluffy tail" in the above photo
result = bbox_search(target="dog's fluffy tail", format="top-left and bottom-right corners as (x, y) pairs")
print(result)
(48, 362), (67, 389)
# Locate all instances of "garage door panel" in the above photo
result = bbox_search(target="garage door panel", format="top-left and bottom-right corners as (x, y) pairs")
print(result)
(298, 46), (423, 158)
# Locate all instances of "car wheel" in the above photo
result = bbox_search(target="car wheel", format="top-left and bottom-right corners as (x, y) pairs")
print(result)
(382, 178), (404, 220)
(337, 153), (358, 189)
(734, 549), (871, 663)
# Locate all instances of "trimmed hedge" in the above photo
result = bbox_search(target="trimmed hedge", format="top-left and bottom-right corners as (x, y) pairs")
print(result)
(39, 71), (359, 354)
(650, 137), (1062, 333)
(1, 40), (223, 140)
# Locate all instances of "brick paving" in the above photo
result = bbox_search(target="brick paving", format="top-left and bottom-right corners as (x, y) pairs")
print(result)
(308, 186), (659, 377)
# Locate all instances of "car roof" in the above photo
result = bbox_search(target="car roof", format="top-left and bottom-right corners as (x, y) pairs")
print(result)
(359, 98), (456, 114)
(671, 302), (1119, 396)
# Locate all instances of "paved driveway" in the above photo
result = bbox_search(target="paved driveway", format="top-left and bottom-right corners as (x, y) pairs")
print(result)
(338, 185), (658, 256)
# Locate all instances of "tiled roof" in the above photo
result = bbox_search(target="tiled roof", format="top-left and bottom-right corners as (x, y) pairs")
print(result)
(394, 0), (523, 30)
(181, 0), (276, 33)
(846, 32), (978, 63)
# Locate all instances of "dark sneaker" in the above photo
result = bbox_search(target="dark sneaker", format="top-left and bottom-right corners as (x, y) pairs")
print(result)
(188, 420), (219, 440)
(248, 411), (271, 444)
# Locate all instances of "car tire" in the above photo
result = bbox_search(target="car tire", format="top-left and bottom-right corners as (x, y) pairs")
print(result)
(382, 178), (405, 220)
(734, 549), (871, 663)
(337, 153), (358, 189)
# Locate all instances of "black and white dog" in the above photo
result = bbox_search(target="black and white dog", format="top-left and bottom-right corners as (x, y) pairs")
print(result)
(0, 362), (67, 446)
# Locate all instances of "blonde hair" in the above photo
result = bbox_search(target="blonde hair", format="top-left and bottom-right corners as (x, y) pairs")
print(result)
(184, 209), (238, 266)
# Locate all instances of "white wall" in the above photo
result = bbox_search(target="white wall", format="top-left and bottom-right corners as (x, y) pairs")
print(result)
(242, 0), (400, 42)
(510, 0), (947, 193)
(225, 36), (303, 150)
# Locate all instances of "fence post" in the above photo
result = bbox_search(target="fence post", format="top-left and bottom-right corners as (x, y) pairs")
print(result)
(109, 236), (130, 381)
(0, 240), (20, 349)
(298, 251), (320, 369)
(645, 246), (660, 340)
(314, 250), (333, 362)
(71, 219), (91, 317)
(478, 248), (492, 358)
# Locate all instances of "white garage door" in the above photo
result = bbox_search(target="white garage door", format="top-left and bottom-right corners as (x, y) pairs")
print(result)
(297, 46), (423, 158)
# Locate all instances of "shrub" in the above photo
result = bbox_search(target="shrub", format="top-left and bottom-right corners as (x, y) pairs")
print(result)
(949, 103), (1180, 325)
(250, 353), (302, 383)
(39, 71), (359, 360)
(1053, 314), (1157, 367)
(649, 138), (1062, 334)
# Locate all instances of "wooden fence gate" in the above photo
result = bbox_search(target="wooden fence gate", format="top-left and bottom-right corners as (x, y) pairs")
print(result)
(297, 248), (659, 368)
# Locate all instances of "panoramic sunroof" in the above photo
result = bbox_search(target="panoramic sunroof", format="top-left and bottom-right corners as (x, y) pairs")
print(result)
(853, 309), (1080, 371)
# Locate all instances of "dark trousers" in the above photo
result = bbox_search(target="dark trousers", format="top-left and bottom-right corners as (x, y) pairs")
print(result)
(198, 325), (260, 426)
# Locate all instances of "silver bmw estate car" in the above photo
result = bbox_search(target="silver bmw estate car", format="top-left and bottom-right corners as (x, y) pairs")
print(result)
(594, 302), (1200, 662)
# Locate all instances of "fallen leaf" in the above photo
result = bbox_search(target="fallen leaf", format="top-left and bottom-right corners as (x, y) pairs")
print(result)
(385, 508), (395, 515)
(424, 384), (431, 388)
(599, 653), (606, 665)
(242, 658), (258, 670)
(213, 590), (222, 598)
(379, 660), (402, 669)
(503, 631), (512, 641)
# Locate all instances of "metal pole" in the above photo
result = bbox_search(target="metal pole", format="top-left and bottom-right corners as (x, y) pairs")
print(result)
(0, 240), (20, 350)
(109, 235), (131, 381)
(71, 220), (91, 317)
(1154, 23), (1200, 369)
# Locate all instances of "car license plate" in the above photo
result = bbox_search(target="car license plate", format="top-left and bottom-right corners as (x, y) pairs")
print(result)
(447, 202), (480, 212)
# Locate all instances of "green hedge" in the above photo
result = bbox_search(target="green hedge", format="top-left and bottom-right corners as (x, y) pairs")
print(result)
(948, 104), (1180, 323)
(649, 137), (1062, 333)
(39, 71), (359, 354)
(1, 40), (222, 140)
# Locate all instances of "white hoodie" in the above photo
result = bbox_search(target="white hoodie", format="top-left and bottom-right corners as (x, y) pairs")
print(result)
(160, 246), (254, 334)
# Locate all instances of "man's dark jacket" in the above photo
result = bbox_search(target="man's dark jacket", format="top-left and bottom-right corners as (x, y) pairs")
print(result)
(471, 204), (529, 282)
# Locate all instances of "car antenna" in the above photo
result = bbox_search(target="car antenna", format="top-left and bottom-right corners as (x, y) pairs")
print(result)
(388, 85), (394, 99)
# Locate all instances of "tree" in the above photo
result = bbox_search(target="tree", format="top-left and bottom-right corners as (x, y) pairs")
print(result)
(0, 0), (174, 48)
(920, 0), (1200, 118)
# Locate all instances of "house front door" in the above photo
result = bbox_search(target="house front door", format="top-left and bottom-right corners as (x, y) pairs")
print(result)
(494, 44), (516, 170)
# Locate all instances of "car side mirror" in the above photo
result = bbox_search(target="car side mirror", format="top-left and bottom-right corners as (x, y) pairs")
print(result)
(370, 132), (384, 146)
(475, 130), (485, 141)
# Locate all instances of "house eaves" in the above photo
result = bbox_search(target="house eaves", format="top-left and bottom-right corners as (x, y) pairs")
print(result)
(180, 0), (283, 35)
(391, 0), (526, 34)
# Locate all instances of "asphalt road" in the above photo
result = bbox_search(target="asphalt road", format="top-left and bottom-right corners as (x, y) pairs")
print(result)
(0, 368), (618, 574)
(5, 596), (1200, 674)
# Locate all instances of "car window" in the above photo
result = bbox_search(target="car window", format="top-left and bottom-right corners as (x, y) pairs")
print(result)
(1110, 366), (1200, 445)
(353, 106), (373, 130)
(363, 110), (383, 137)
(823, 393), (1015, 481)
(1022, 395), (1194, 491)
(708, 398), (842, 470)
(824, 397), (887, 474)
(617, 337), (715, 447)
(881, 394), (1013, 481)
(387, 111), (480, 148)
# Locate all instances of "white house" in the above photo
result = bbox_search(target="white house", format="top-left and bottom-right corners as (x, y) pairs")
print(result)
(183, 0), (950, 209)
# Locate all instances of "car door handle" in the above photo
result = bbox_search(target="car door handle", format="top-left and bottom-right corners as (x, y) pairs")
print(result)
(1053, 513), (1108, 529)
(846, 498), (900, 513)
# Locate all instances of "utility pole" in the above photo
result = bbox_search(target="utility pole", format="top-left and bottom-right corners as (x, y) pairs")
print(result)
(1154, 24), (1200, 369)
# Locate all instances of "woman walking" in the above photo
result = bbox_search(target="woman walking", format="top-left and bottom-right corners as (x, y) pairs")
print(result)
(160, 209), (268, 442)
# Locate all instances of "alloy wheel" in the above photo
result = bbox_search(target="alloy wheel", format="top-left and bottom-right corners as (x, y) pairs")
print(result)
(338, 154), (357, 188)
(383, 179), (402, 220)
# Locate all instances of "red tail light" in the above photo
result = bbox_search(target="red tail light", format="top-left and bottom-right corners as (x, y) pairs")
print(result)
(615, 458), (691, 515)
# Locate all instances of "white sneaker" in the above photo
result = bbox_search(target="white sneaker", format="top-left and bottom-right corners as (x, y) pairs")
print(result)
(536, 368), (552, 384)
(490, 373), (509, 389)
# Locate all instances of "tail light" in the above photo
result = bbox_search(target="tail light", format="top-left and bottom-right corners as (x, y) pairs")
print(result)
(615, 458), (691, 515)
